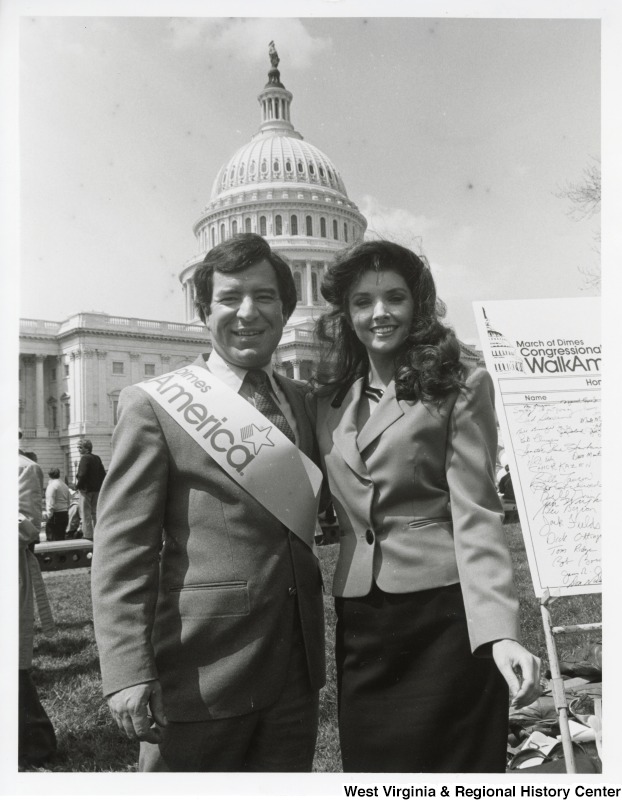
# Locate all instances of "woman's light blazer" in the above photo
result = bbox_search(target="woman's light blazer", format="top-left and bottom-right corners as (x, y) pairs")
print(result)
(312, 366), (520, 654)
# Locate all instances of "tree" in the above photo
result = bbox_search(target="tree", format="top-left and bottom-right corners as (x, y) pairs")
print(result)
(556, 159), (601, 291)
(557, 159), (601, 221)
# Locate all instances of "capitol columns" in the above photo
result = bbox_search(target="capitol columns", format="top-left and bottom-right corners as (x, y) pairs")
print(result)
(291, 359), (301, 380)
(305, 261), (313, 306)
(69, 350), (84, 434)
(82, 348), (98, 426)
(96, 351), (108, 424)
(35, 354), (48, 436)
(49, 354), (61, 430)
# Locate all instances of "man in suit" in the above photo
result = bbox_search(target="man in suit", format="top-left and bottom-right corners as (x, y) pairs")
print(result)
(75, 439), (106, 540)
(91, 234), (325, 772)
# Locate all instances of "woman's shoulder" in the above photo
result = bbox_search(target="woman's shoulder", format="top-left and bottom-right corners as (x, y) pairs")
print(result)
(462, 363), (493, 389)
(453, 363), (496, 414)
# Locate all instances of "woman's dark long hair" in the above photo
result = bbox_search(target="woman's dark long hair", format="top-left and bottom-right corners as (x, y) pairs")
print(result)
(313, 240), (466, 402)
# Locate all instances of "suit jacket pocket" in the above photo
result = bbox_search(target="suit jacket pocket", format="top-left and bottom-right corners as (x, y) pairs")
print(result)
(408, 517), (452, 529)
(169, 581), (250, 618)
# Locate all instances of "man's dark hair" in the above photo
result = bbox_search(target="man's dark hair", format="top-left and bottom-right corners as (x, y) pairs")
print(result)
(193, 233), (297, 324)
(79, 439), (93, 453)
(48, 467), (60, 479)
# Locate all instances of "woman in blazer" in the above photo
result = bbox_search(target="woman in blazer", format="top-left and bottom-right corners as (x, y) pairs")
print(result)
(310, 240), (540, 773)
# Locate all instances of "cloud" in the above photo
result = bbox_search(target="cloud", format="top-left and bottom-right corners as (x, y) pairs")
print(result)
(168, 18), (329, 68)
(359, 195), (439, 254)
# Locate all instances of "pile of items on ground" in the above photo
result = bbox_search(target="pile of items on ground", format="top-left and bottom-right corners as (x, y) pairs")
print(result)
(507, 643), (602, 774)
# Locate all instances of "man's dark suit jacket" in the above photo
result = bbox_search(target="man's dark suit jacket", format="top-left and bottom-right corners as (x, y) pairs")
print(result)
(76, 452), (106, 492)
(91, 355), (325, 722)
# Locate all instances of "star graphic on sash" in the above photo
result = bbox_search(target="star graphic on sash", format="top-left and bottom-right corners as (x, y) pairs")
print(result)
(241, 423), (275, 454)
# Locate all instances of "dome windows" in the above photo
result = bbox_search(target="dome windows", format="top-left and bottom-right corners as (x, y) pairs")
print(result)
(232, 220), (238, 236)
(210, 138), (352, 201)
(333, 219), (338, 240)
(320, 217), (326, 238)
(244, 217), (252, 233)
(275, 215), (282, 236)
(259, 216), (267, 236)
(306, 216), (313, 236)
(290, 215), (298, 236)
(344, 222), (348, 242)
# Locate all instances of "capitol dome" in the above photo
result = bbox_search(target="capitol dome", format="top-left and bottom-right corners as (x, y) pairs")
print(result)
(179, 43), (367, 357)
(211, 135), (349, 200)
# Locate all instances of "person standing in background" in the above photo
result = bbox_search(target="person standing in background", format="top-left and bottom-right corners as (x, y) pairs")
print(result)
(19, 435), (57, 767)
(499, 465), (516, 503)
(76, 439), (106, 541)
(65, 483), (82, 538)
(44, 468), (71, 541)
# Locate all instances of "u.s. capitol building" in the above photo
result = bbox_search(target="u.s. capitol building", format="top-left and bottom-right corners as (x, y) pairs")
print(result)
(18, 45), (368, 478)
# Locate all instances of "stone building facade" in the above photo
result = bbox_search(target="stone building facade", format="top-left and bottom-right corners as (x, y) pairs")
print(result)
(19, 314), (208, 479)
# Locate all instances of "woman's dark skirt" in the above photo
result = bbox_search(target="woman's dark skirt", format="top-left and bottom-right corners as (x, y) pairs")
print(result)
(335, 582), (509, 773)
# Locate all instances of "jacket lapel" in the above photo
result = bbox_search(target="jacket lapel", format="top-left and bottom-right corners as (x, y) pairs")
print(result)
(325, 378), (369, 476)
(356, 379), (405, 453)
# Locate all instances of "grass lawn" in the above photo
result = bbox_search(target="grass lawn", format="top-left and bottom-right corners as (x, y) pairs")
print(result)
(24, 521), (601, 773)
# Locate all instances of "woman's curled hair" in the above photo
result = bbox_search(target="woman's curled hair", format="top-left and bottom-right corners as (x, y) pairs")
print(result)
(313, 240), (466, 403)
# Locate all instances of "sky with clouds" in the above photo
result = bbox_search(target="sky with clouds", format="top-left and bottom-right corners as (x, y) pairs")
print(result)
(15, 12), (602, 344)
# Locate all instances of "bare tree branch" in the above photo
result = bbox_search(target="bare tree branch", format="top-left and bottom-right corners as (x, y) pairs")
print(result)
(556, 159), (601, 220)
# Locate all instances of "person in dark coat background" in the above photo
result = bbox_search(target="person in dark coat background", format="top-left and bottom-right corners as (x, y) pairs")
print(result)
(499, 465), (516, 502)
(75, 439), (106, 541)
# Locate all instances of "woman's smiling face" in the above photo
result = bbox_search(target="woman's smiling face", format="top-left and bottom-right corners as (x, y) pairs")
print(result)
(347, 269), (415, 364)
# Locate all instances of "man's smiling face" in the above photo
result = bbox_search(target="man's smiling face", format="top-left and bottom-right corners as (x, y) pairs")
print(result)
(206, 259), (286, 369)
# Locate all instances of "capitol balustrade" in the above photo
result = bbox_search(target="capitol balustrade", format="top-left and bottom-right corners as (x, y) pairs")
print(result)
(21, 314), (206, 339)
(278, 328), (316, 345)
(20, 319), (62, 335)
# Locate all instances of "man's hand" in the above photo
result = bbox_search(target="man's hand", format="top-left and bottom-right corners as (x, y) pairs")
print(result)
(107, 680), (168, 744)
(492, 639), (542, 709)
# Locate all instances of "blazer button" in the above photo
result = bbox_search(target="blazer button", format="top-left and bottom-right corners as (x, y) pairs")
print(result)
(365, 529), (375, 545)
(288, 586), (297, 596)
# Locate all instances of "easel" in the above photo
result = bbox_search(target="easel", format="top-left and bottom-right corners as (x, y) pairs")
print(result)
(540, 589), (602, 774)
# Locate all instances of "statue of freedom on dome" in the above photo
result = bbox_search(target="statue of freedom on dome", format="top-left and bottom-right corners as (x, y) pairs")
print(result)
(269, 41), (280, 69)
